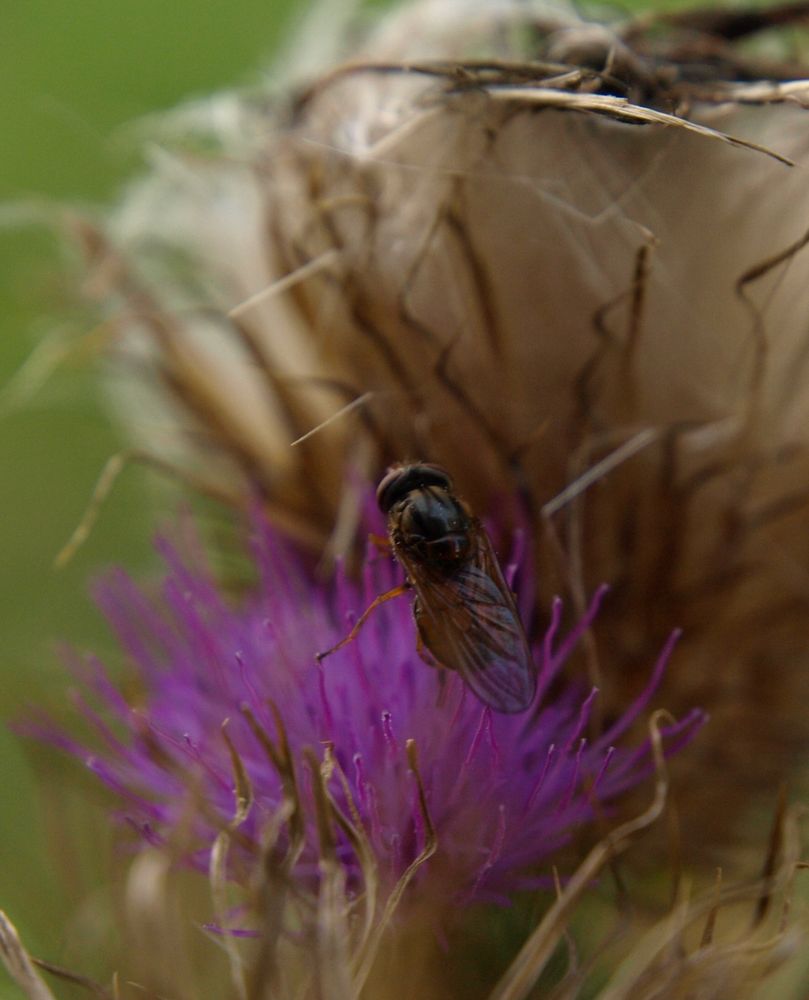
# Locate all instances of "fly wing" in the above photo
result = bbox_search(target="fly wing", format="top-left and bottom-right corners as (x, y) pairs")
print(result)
(398, 526), (536, 713)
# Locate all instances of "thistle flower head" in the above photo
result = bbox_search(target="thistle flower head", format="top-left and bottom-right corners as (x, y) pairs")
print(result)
(35, 507), (702, 918)
(70, 0), (809, 843)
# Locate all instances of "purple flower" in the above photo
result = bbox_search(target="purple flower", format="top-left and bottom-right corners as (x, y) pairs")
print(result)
(31, 510), (704, 914)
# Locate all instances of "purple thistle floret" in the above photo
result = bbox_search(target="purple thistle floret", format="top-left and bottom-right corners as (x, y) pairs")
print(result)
(33, 512), (705, 909)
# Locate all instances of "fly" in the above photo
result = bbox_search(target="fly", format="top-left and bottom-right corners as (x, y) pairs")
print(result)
(317, 463), (536, 713)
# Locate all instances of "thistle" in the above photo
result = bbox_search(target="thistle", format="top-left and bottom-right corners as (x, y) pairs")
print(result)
(8, 0), (809, 996)
(69, 0), (809, 844)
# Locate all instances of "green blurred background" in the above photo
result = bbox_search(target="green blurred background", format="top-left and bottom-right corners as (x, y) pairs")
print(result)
(0, 2), (297, 994)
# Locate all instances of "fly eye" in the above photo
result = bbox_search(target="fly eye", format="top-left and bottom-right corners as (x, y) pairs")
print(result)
(376, 463), (453, 513)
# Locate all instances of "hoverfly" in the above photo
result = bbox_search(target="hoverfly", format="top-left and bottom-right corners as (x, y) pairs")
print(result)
(317, 463), (536, 713)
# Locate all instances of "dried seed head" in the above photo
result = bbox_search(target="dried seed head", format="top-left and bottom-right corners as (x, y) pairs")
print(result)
(76, 0), (809, 844)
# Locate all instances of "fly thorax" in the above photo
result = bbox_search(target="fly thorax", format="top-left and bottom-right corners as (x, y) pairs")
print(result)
(399, 490), (471, 564)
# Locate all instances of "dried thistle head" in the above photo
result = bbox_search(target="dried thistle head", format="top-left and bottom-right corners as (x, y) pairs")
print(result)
(71, 0), (809, 845)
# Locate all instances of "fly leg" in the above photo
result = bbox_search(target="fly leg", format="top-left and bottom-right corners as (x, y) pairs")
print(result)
(316, 583), (409, 662)
(364, 532), (393, 568)
(367, 532), (390, 553)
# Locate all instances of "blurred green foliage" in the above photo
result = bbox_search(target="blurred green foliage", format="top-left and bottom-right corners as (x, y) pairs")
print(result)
(0, 1), (295, 994)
